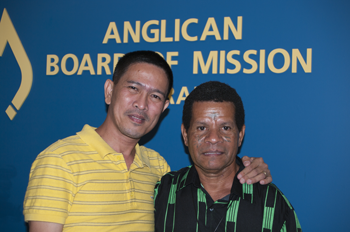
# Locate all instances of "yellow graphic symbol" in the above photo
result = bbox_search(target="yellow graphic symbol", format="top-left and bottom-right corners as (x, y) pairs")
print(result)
(0, 8), (33, 120)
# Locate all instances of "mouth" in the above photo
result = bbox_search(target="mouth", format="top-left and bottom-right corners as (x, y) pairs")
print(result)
(128, 114), (146, 124)
(202, 150), (224, 156)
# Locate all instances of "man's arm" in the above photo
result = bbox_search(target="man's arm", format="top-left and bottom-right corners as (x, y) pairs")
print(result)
(24, 145), (75, 228)
(273, 185), (302, 231)
(238, 156), (272, 185)
(28, 221), (63, 232)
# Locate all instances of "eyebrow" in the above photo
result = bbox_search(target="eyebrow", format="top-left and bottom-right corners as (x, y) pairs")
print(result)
(127, 80), (166, 98)
(194, 119), (234, 125)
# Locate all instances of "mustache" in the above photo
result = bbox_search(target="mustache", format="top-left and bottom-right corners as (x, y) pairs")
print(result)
(199, 144), (225, 152)
(198, 142), (228, 151)
(125, 109), (149, 121)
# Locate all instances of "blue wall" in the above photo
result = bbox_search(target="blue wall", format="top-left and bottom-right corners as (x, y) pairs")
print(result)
(1, 1), (350, 231)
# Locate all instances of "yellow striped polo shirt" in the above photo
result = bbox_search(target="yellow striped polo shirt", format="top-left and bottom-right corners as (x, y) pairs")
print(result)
(23, 124), (170, 231)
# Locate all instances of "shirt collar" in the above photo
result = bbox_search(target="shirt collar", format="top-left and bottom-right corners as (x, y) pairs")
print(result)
(230, 157), (244, 198)
(133, 144), (151, 168)
(185, 165), (201, 188)
(77, 124), (116, 157)
(184, 156), (249, 202)
(77, 125), (150, 167)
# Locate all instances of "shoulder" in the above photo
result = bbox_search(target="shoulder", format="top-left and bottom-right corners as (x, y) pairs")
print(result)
(32, 134), (86, 168)
(139, 145), (163, 159)
(258, 183), (288, 200)
(138, 145), (169, 166)
(250, 182), (281, 196)
(157, 166), (191, 187)
(39, 134), (85, 157)
(154, 166), (191, 201)
(138, 145), (171, 175)
(252, 182), (295, 210)
(268, 183), (295, 209)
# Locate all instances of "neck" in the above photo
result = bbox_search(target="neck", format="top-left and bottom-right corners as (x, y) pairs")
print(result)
(195, 162), (239, 202)
(96, 120), (139, 169)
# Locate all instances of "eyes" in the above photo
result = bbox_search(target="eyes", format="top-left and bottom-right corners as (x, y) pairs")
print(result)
(128, 86), (137, 91)
(196, 125), (232, 131)
(151, 94), (162, 100)
(127, 86), (163, 101)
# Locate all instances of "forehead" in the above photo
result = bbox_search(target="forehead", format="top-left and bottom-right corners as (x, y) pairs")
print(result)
(119, 62), (168, 86)
(191, 101), (235, 121)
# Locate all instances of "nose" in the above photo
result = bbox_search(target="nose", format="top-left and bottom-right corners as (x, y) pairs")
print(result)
(205, 128), (223, 144)
(133, 93), (148, 110)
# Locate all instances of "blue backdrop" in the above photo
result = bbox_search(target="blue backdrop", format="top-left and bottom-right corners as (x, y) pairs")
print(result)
(1, 0), (350, 231)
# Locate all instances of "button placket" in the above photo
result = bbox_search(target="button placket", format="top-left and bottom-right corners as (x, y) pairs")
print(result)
(128, 170), (135, 204)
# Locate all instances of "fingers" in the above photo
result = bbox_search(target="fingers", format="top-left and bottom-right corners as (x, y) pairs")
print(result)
(259, 173), (272, 185)
(245, 168), (271, 185)
(237, 157), (272, 185)
(241, 156), (252, 167)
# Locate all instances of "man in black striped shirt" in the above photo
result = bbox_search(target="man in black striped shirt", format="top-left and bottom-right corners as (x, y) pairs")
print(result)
(154, 81), (301, 232)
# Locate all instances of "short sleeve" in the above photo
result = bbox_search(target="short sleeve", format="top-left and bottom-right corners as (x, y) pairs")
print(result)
(23, 150), (76, 224)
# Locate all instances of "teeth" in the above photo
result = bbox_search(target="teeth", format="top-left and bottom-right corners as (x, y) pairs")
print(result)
(204, 152), (220, 155)
(132, 115), (143, 120)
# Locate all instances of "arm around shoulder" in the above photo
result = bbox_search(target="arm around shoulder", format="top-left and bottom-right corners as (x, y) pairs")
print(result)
(238, 156), (273, 185)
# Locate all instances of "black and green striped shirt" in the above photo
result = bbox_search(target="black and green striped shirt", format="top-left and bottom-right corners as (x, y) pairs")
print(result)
(154, 158), (301, 232)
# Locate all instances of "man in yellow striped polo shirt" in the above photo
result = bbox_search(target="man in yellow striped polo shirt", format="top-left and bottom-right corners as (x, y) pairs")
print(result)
(23, 51), (272, 232)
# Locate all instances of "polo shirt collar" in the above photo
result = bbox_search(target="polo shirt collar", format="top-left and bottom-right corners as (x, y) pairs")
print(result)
(133, 143), (151, 168)
(77, 124), (115, 158)
(77, 124), (150, 167)
(185, 165), (201, 188)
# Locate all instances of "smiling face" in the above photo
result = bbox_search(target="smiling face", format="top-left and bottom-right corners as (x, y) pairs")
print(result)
(181, 101), (245, 174)
(105, 62), (170, 140)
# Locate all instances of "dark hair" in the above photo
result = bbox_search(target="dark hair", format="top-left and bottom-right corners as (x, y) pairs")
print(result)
(182, 81), (245, 132)
(112, 50), (173, 99)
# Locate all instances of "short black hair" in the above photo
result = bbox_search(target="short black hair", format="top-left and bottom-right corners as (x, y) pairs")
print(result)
(112, 50), (173, 99)
(182, 81), (245, 132)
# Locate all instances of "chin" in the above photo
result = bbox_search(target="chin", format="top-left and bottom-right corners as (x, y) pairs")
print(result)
(122, 129), (145, 140)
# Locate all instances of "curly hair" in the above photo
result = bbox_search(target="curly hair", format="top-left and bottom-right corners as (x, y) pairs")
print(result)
(112, 50), (173, 99)
(182, 81), (245, 132)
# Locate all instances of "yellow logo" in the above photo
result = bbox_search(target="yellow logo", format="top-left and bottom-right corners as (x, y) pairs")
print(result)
(0, 8), (33, 120)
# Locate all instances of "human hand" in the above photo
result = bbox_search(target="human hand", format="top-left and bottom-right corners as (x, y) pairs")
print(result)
(237, 156), (272, 185)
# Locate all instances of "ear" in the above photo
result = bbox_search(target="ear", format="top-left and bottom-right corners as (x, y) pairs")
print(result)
(238, 124), (246, 147)
(162, 99), (170, 112)
(181, 124), (189, 147)
(104, 79), (114, 105)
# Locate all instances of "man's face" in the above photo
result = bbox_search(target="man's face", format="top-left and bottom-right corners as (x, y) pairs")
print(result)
(181, 101), (245, 174)
(105, 62), (169, 140)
